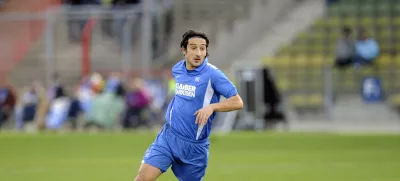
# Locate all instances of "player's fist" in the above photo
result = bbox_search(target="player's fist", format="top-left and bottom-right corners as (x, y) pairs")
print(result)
(194, 105), (214, 126)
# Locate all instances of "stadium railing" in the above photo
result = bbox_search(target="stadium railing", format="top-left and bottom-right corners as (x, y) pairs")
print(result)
(0, 1), (171, 89)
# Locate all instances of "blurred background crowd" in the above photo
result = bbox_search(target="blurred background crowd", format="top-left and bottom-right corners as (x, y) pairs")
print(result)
(1, 0), (400, 133)
(0, 71), (175, 132)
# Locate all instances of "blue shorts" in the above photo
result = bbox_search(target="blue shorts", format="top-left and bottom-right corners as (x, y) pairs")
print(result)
(143, 124), (210, 181)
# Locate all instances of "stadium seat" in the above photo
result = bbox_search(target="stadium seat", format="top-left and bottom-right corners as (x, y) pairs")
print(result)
(328, 31), (340, 42)
(388, 94), (400, 107)
(360, 17), (374, 27)
(327, 17), (341, 27)
(312, 19), (326, 30)
(293, 55), (309, 68)
(393, 17), (400, 26)
(377, 54), (393, 67)
(376, 17), (390, 27)
(295, 32), (309, 42)
(313, 55), (334, 67)
(262, 56), (274, 67)
(275, 55), (291, 68)
(395, 44), (400, 52)
(276, 77), (290, 93)
(289, 93), (324, 108)
(394, 56), (400, 66)
(343, 17), (357, 26)
(376, 29), (391, 40)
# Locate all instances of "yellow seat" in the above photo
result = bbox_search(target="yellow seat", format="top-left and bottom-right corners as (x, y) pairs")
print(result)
(393, 17), (400, 26)
(376, 29), (391, 39)
(276, 76), (290, 92)
(310, 32), (324, 41)
(312, 18), (326, 29)
(262, 56), (275, 67)
(290, 95), (308, 107)
(388, 94), (400, 107)
(296, 32), (309, 41)
(394, 56), (400, 66)
(293, 55), (309, 67)
(312, 44), (326, 52)
(277, 44), (292, 55)
(328, 32), (340, 42)
(360, 67), (376, 76)
(312, 55), (334, 67)
(327, 17), (340, 27)
(360, 17), (374, 27)
(275, 55), (291, 68)
(310, 55), (325, 67)
(377, 54), (393, 67)
(376, 17), (390, 26)
(308, 94), (324, 106)
(343, 17), (357, 26)
(379, 43), (391, 52)
(290, 94), (324, 107)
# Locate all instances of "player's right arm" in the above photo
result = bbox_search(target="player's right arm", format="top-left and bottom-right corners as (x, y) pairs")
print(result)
(195, 69), (243, 126)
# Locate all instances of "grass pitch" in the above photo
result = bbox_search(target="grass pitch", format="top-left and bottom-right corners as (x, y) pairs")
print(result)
(0, 131), (400, 181)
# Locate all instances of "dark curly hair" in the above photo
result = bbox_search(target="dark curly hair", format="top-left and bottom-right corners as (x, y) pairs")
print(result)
(180, 30), (210, 56)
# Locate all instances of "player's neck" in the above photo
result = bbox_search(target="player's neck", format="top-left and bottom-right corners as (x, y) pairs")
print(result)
(185, 61), (195, 70)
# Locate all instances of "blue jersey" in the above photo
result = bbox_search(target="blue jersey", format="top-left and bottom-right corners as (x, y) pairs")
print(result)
(165, 58), (238, 141)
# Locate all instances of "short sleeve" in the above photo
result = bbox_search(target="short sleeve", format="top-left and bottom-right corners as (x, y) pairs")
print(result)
(212, 70), (238, 98)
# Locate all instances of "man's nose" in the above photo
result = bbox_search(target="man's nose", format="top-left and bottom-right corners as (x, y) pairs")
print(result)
(195, 50), (201, 56)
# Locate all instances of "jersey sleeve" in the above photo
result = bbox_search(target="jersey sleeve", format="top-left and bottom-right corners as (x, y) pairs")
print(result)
(212, 69), (238, 98)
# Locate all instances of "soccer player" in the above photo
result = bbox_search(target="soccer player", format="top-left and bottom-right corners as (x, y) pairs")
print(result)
(134, 30), (244, 181)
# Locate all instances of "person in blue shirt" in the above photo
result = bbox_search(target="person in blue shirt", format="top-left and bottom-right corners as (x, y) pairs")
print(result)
(354, 28), (380, 67)
(134, 30), (244, 181)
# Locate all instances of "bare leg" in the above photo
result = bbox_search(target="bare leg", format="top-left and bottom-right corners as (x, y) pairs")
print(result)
(134, 163), (162, 181)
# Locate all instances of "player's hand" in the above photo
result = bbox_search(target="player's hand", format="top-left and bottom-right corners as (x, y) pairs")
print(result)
(194, 105), (214, 126)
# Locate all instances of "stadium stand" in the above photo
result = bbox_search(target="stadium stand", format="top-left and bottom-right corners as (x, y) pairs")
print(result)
(263, 0), (400, 110)
(162, 0), (297, 70)
(0, 0), (61, 86)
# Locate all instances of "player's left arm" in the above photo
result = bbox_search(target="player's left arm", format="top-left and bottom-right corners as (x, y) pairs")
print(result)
(210, 94), (243, 112)
(195, 69), (243, 125)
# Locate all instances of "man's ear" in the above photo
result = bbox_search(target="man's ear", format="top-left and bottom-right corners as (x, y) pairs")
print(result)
(181, 47), (186, 55)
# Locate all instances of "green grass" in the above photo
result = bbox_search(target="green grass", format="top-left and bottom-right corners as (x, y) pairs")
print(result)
(1, 131), (400, 181)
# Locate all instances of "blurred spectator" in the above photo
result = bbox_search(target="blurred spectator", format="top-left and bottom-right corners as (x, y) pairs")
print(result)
(67, 93), (82, 130)
(90, 72), (105, 94)
(47, 73), (62, 101)
(75, 73), (104, 115)
(31, 82), (52, 131)
(335, 26), (355, 69)
(0, 85), (16, 129)
(14, 82), (45, 130)
(354, 28), (380, 68)
(45, 86), (71, 130)
(122, 78), (151, 129)
(145, 79), (167, 125)
(84, 80), (125, 130)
